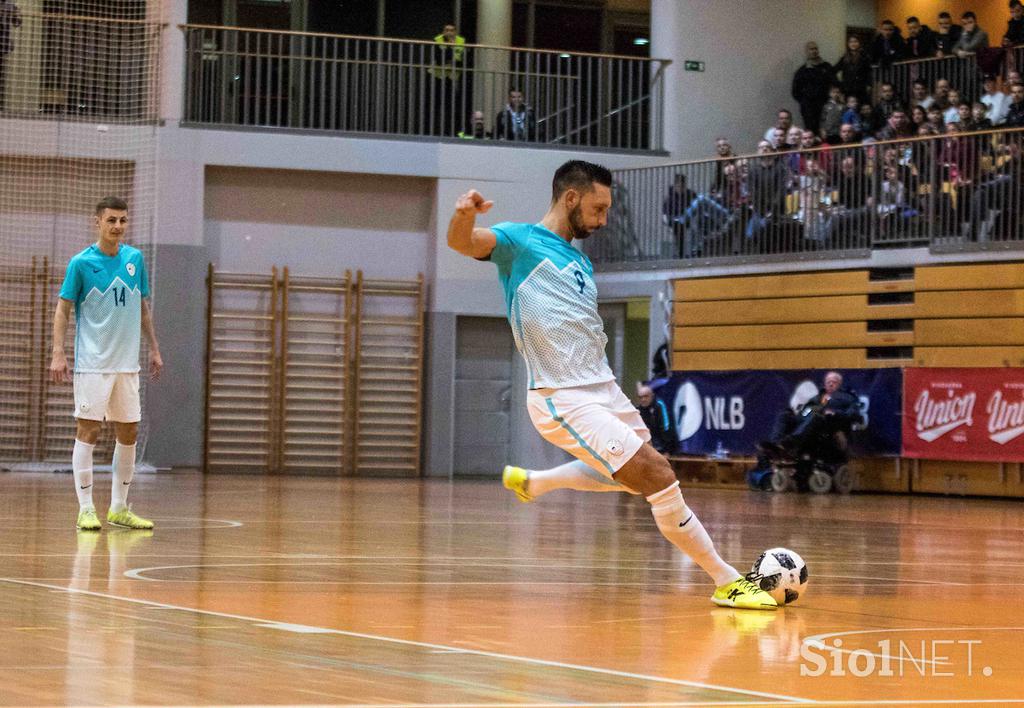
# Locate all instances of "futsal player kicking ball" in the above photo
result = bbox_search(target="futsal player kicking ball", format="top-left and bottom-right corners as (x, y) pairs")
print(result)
(447, 161), (775, 610)
(49, 196), (163, 531)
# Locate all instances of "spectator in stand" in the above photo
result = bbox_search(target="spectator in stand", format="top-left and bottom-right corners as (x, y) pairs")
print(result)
(911, 79), (935, 110)
(834, 35), (873, 105)
(767, 126), (785, 150)
(841, 95), (862, 132)
(1010, 71), (1023, 85)
(972, 101), (993, 129)
(956, 102), (977, 131)
(876, 109), (914, 141)
(792, 41), (833, 135)
(935, 11), (963, 57)
(494, 88), (538, 141)
(969, 136), (1023, 241)
(458, 110), (490, 139)
(981, 74), (1010, 125)
(636, 384), (675, 455)
(927, 104), (947, 133)
(944, 89), (963, 124)
(905, 16), (937, 59)
(764, 108), (794, 144)
(910, 105), (928, 132)
(954, 12), (989, 57)
(795, 157), (831, 241)
(820, 85), (846, 143)
(839, 122), (861, 146)
(877, 165), (912, 237)
(1005, 1), (1024, 47)
(800, 129), (829, 173)
(711, 137), (736, 194)
(875, 82), (904, 121)
(1006, 82), (1024, 126)
(859, 103), (881, 136)
(933, 78), (952, 110)
(746, 140), (792, 242)
(663, 173), (699, 257)
(785, 125), (804, 151)
(871, 19), (907, 66)
(827, 156), (872, 243)
(430, 23), (466, 135)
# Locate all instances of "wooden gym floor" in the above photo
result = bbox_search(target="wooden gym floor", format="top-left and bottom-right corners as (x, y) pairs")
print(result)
(0, 470), (1022, 707)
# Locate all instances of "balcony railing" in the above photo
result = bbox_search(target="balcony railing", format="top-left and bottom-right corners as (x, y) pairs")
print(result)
(586, 127), (1024, 267)
(181, 25), (669, 151)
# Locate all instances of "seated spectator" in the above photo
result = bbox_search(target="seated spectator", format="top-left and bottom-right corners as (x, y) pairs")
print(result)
(875, 82), (904, 121)
(956, 102), (977, 131)
(933, 78), (952, 110)
(663, 173), (698, 226)
(859, 103), (881, 135)
(746, 140), (792, 241)
(911, 78), (935, 110)
(826, 155), (872, 242)
(458, 110), (490, 139)
(940, 123), (980, 234)
(910, 105), (928, 132)
(926, 105), (946, 133)
(935, 12), (963, 57)
(944, 89), (963, 124)
(981, 74), (1010, 125)
(791, 41), (833, 135)
(759, 371), (862, 466)
(1006, 0), (1024, 47)
(494, 89), (537, 141)
(1006, 82), (1024, 127)
(1010, 71), (1023, 85)
(770, 126), (788, 150)
(972, 101), (993, 130)
(838, 122), (861, 146)
(785, 125), (804, 151)
(675, 162), (747, 256)
(877, 165), (915, 236)
(711, 137), (736, 193)
(969, 136), (1023, 240)
(819, 85), (846, 143)
(905, 16), (937, 59)
(841, 95), (862, 132)
(795, 158), (831, 241)
(871, 19), (907, 65)
(764, 108), (794, 144)
(833, 35), (873, 105)
(636, 384), (675, 455)
(954, 12), (989, 57)
(798, 129), (829, 172)
(876, 109), (914, 141)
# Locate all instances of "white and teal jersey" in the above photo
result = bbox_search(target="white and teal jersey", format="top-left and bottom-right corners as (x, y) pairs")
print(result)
(488, 222), (614, 390)
(59, 243), (150, 373)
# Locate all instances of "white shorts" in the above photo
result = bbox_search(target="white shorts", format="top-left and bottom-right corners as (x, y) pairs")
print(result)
(527, 380), (650, 479)
(73, 372), (141, 423)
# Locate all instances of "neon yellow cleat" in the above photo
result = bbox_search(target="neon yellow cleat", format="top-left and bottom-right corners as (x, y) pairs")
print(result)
(106, 506), (154, 530)
(502, 465), (533, 503)
(76, 508), (101, 531)
(712, 577), (778, 610)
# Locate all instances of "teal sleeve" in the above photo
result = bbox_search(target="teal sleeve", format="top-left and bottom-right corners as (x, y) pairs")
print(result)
(487, 222), (527, 270)
(138, 255), (150, 298)
(58, 258), (81, 302)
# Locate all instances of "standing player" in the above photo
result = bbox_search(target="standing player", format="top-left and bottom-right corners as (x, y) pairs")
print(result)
(446, 161), (776, 609)
(49, 196), (163, 531)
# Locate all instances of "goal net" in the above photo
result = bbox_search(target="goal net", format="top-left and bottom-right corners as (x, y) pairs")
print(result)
(0, 0), (161, 470)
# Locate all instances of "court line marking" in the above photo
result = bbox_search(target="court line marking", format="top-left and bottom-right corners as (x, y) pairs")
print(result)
(74, 701), (1024, 708)
(0, 576), (812, 705)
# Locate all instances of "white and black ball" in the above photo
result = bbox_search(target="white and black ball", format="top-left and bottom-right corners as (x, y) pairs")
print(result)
(748, 547), (809, 606)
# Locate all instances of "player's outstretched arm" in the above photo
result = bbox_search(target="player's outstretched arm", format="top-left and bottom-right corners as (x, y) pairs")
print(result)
(141, 299), (163, 381)
(49, 299), (72, 383)
(447, 189), (497, 259)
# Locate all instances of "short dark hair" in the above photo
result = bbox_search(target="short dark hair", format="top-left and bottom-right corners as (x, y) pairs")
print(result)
(778, 108), (792, 117)
(881, 18), (895, 26)
(962, 11), (976, 21)
(95, 196), (128, 215)
(907, 16), (920, 24)
(551, 160), (612, 202)
(913, 78), (928, 88)
(939, 11), (952, 19)
(881, 82), (894, 90)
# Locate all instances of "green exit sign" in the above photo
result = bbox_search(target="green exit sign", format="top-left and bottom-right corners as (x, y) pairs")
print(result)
(684, 60), (705, 72)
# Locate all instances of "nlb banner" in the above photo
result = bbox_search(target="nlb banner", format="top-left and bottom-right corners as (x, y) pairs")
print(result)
(654, 369), (902, 457)
(902, 368), (1024, 461)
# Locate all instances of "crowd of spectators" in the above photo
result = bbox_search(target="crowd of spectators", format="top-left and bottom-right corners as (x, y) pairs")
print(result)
(659, 7), (1024, 257)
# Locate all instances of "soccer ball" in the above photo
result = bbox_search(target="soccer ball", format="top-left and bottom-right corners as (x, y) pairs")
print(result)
(748, 547), (808, 606)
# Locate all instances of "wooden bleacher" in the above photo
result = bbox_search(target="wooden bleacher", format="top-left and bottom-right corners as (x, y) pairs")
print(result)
(670, 261), (1024, 497)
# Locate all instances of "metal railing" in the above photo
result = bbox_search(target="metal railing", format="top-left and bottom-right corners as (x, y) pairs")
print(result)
(876, 44), (1024, 113)
(586, 127), (1024, 267)
(181, 24), (668, 151)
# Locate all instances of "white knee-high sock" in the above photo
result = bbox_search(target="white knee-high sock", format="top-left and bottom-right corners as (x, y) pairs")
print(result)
(110, 442), (136, 511)
(646, 481), (741, 587)
(526, 459), (635, 498)
(72, 440), (95, 510)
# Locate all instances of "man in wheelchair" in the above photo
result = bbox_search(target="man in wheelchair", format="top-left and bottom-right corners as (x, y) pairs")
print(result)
(755, 371), (863, 492)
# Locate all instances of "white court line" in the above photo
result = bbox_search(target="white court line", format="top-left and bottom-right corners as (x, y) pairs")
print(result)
(0, 576), (811, 705)
(78, 700), (1024, 708)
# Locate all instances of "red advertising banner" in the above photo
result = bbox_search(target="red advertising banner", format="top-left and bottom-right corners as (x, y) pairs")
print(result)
(903, 368), (1024, 461)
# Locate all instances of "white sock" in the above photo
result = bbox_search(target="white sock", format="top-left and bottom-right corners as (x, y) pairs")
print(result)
(526, 460), (636, 498)
(72, 439), (95, 510)
(646, 481), (741, 587)
(110, 442), (136, 512)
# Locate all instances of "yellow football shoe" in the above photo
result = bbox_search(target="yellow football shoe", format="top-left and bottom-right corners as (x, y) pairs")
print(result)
(502, 465), (533, 503)
(712, 576), (778, 610)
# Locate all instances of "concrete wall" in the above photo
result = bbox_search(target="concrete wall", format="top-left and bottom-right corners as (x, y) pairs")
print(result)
(652, 0), (877, 159)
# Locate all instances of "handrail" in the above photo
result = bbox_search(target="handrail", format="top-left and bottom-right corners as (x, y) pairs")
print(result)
(613, 125), (1024, 173)
(884, 42), (1024, 68)
(180, 23), (671, 64)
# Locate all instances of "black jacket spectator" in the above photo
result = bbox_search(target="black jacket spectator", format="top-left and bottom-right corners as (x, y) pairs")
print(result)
(870, 26), (907, 65)
(494, 104), (538, 141)
(1008, 14), (1024, 46)
(935, 24), (962, 55)
(638, 397), (675, 454)
(905, 24), (938, 58)
(748, 157), (790, 216)
(791, 46), (834, 135)
(833, 39), (873, 105)
(1007, 99), (1024, 127)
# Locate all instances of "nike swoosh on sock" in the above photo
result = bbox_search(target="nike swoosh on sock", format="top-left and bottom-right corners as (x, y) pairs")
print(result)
(679, 514), (694, 528)
(80, 484), (92, 490)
